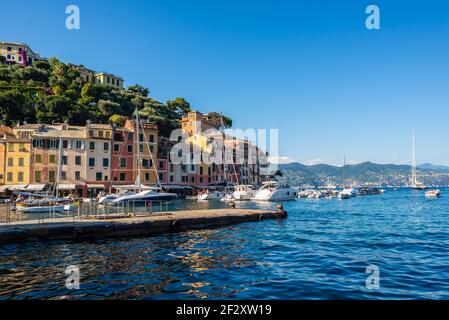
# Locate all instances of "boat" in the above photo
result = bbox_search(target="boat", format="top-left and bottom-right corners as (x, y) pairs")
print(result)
(252, 181), (297, 202)
(231, 185), (256, 201)
(112, 188), (178, 205)
(410, 130), (428, 190)
(425, 189), (441, 198)
(15, 135), (75, 213)
(338, 188), (357, 199)
(98, 189), (136, 204)
(357, 187), (382, 196)
(198, 189), (231, 200)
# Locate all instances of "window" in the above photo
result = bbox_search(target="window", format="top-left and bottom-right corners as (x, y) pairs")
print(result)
(75, 171), (81, 181)
(18, 172), (24, 182)
(89, 158), (95, 167)
(159, 173), (163, 181)
(62, 156), (68, 165)
(7, 158), (13, 167)
(8, 144), (14, 152)
(105, 131), (110, 139)
(35, 171), (42, 183)
(75, 140), (82, 149)
(120, 158), (127, 168)
(49, 171), (56, 182)
(181, 165), (186, 173)
(96, 172), (102, 181)
(18, 143), (25, 152)
(159, 160), (164, 169)
(139, 144), (144, 153)
(104, 143), (109, 151)
(18, 158), (24, 167)
(200, 177), (203, 183)
(142, 159), (152, 168)
(139, 134), (144, 142)
(7, 47), (11, 51)
(89, 142), (95, 150)
(170, 175), (174, 182)
(120, 173), (126, 181)
(191, 165), (195, 171)
(61, 171), (67, 181)
(103, 158), (109, 167)
(63, 140), (68, 149)
(35, 154), (42, 163)
(49, 155), (56, 164)
(145, 173), (150, 181)
(191, 176), (195, 183)
(128, 133), (133, 141)
(99, 131), (104, 138)
(200, 167), (203, 175)
(114, 144), (120, 152)
(149, 135), (154, 143)
(127, 145), (133, 153)
(7, 173), (12, 182)
(170, 164), (174, 172)
(150, 145), (154, 153)
(75, 156), (81, 166)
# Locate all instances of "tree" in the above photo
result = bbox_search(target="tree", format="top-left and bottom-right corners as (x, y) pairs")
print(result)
(109, 114), (127, 127)
(0, 56), (6, 64)
(33, 60), (51, 71)
(127, 84), (149, 97)
(36, 95), (73, 123)
(167, 97), (191, 116)
(0, 89), (26, 125)
(207, 112), (233, 129)
(98, 99), (122, 119)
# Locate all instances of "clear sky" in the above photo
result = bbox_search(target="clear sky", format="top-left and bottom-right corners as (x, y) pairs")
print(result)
(2, 0), (449, 166)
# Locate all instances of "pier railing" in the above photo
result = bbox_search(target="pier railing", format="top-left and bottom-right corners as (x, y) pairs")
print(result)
(0, 200), (170, 226)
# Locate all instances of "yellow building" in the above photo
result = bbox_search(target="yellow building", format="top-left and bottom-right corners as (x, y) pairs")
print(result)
(181, 111), (219, 135)
(95, 72), (124, 90)
(2, 137), (32, 187)
(0, 42), (40, 65)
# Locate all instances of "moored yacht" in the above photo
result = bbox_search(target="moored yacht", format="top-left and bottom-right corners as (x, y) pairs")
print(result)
(338, 188), (357, 199)
(232, 185), (256, 201)
(112, 188), (178, 205)
(252, 181), (297, 202)
(425, 189), (441, 198)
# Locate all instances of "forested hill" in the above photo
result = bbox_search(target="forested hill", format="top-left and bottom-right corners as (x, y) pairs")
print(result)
(278, 161), (449, 187)
(0, 58), (231, 137)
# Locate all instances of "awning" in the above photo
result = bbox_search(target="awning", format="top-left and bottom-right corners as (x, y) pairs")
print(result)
(26, 184), (48, 191)
(58, 184), (77, 190)
(8, 185), (28, 191)
(87, 184), (105, 189)
(0, 185), (10, 192)
(161, 184), (193, 190)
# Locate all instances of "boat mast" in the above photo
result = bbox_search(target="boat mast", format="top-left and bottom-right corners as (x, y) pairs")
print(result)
(135, 108), (142, 190)
(55, 135), (63, 198)
(138, 119), (162, 188)
(220, 113), (239, 185)
(412, 129), (417, 186)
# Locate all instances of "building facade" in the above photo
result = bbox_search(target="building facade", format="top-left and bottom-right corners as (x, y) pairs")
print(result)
(0, 42), (40, 65)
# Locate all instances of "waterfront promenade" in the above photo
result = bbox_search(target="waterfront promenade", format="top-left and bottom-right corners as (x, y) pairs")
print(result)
(0, 208), (287, 243)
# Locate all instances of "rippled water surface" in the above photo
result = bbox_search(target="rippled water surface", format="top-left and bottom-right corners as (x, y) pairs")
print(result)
(1, 188), (449, 299)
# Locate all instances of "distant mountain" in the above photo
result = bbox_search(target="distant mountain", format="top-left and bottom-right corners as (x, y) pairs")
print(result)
(418, 163), (449, 173)
(278, 161), (449, 187)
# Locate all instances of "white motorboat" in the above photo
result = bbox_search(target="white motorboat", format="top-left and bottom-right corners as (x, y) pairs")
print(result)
(112, 189), (178, 205)
(252, 181), (297, 202)
(338, 188), (357, 199)
(197, 190), (230, 200)
(16, 203), (74, 214)
(425, 189), (441, 198)
(98, 190), (136, 204)
(232, 185), (256, 201)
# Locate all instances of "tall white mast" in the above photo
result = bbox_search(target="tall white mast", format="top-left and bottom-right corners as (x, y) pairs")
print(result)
(135, 108), (142, 190)
(411, 129), (417, 186)
(55, 135), (63, 198)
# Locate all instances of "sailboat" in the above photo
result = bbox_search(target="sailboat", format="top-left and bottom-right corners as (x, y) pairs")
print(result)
(410, 130), (428, 190)
(16, 135), (75, 213)
(112, 109), (177, 205)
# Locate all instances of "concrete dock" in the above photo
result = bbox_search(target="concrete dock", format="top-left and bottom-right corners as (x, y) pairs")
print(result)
(0, 208), (287, 243)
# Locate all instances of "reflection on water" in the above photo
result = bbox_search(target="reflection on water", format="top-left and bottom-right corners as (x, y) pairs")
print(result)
(2, 189), (449, 299)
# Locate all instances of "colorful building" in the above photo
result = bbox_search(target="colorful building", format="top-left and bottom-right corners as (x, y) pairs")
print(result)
(95, 72), (124, 90)
(0, 41), (41, 65)
(111, 126), (135, 187)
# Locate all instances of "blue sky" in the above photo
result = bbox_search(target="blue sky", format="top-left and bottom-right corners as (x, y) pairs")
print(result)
(2, 0), (449, 166)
